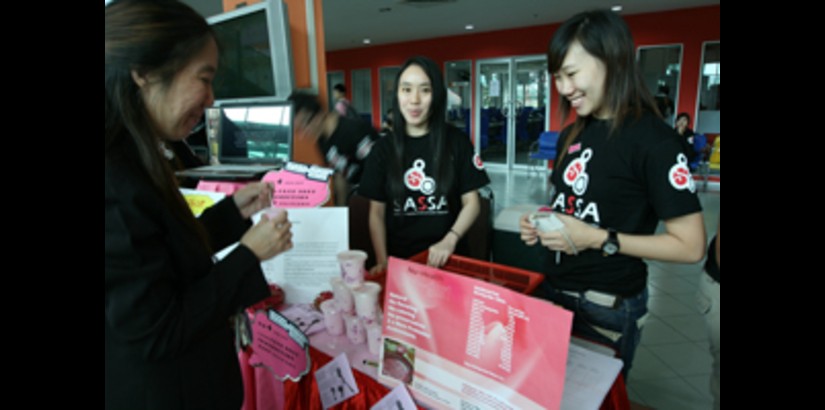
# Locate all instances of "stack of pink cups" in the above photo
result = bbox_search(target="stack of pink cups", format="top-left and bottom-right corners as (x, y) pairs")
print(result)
(319, 250), (383, 354)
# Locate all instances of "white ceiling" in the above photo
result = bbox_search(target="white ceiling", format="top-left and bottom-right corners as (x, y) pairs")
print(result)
(321, 0), (719, 51)
(181, 0), (719, 51)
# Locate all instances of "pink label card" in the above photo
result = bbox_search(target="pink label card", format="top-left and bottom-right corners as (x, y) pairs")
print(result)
(262, 162), (334, 208)
(248, 310), (311, 382)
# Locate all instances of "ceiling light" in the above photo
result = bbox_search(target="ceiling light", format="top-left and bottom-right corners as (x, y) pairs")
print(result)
(363, 38), (371, 45)
(611, 5), (623, 12)
(465, 24), (474, 30)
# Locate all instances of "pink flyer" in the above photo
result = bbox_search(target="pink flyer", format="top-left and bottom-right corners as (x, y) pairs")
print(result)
(248, 310), (311, 382)
(262, 162), (334, 208)
(378, 257), (573, 410)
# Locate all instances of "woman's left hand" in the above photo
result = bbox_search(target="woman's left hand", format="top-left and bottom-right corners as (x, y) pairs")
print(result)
(428, 235), (458, 268)
(234, 182), (274, 219)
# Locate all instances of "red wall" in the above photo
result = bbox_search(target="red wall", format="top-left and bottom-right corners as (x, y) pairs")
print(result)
(327, 5), (720, 134)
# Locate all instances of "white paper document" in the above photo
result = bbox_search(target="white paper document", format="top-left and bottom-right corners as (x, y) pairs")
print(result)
(560, 343), (623, 410)
(316, 353), (360, 409)
(256, 207), (349, 304)
(370, 384), (418, 410)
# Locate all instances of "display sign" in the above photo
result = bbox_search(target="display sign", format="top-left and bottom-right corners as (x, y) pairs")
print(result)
(247, 310), (311, 382)
(262, 162), (334, 208)
(378, 257), (573, 410)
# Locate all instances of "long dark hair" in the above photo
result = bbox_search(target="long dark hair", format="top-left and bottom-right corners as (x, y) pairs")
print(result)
(547, 9), (659, 166)
(105, 0), (214, 249)
(387, 56), (452, 203)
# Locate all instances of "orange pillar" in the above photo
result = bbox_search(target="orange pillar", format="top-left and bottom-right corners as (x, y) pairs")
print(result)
(221, 0), (333, 203)
(221, 0), (328, 169)
(282, 0), (327, 168)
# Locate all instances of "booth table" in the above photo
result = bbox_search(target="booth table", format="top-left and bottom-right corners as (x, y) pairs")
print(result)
(239, 326), (630, 410)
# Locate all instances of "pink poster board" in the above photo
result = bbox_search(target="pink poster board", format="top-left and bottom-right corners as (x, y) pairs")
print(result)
(378, 257), (573, 410)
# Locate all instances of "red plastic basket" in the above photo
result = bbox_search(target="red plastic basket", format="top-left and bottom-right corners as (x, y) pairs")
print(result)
(406, 251), (544, 295)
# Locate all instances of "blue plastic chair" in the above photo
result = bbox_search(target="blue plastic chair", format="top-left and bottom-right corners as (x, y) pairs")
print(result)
(528, 131), (559, 177)
(480, 109), (490, 150)
(691, 133), (707, 171)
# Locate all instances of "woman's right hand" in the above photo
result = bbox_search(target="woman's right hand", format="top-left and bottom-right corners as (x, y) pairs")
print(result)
(519, 213), (538, 246)
(369, 261), (387, 275)
(240, 211), (293, 261)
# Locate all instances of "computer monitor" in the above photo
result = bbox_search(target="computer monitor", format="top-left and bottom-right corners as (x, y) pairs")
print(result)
(208, 101), (292, 164)
(207, 1), (295, 104)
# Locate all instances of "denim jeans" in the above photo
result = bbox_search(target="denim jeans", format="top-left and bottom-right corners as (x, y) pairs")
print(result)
(542, 286), (649, 379)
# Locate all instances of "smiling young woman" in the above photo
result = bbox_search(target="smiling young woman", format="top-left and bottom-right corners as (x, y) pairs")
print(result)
(519, 9), (706, 380)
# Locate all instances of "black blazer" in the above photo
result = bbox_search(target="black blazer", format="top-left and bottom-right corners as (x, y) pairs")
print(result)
(105, 149), (269, 409)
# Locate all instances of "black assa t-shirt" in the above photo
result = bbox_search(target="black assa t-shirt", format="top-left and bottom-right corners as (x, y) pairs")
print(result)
(545, 111), (702, 296)
(359, 126), (490, 258)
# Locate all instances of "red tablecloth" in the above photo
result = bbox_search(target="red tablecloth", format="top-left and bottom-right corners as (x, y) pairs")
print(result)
(239, 342), (629, 410)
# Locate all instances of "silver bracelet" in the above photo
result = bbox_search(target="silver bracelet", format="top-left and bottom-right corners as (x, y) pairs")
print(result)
(559, 229), (579, 255)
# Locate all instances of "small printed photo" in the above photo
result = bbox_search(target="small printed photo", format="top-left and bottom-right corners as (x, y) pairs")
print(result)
(381, 338), (416, 385)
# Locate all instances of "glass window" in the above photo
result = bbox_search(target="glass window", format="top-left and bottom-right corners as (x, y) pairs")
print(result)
(637, 45), (682, 126)
(379, 67), (400, 123)
(351, 69), (371, 115)
(696, 42), (720, 133)
(445, 60), (472, 135)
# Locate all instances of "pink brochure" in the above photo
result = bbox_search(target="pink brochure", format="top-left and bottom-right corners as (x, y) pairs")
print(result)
(378, 257), (573, 410)
(248, 310), (311, 382)
(262, 162), (334, 208)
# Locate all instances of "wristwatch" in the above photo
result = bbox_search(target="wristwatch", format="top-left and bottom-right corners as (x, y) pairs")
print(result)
(601, 228), (620, 256)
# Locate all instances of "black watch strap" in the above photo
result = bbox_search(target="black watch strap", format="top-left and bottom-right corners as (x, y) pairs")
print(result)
(602, 228), (620, 256)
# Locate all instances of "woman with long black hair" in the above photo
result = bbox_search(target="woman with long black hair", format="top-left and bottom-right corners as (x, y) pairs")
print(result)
(105, 1), (292, 407)
(359, 56), (490, 271)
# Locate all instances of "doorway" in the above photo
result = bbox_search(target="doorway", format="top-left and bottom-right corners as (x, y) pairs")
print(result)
(475, 56), (549, 171)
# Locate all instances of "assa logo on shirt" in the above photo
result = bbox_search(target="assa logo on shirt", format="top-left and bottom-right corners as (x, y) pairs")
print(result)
(669, 153), (696, 193)
(551, 193), (601, 223)
(553, 148), (601, 223)
(395, 158), (448, 214)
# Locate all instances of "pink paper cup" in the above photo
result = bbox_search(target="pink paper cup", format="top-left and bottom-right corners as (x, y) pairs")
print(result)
(343, 313), (365, 345)
(337, 250), (367, 289)
(366, 322), (383, 355)
(320, 299), (344, 336)
(330, 277), (354, 314)
(353, 282), (382, 323)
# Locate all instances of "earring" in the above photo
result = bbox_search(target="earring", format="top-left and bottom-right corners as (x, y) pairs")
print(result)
(158, 141), (175, 160)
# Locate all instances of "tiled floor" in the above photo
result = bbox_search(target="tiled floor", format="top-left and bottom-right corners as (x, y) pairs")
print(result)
(486, 168), (720, 410)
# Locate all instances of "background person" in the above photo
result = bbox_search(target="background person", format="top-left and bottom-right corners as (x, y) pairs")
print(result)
(332, 83), (360, 119)
(289, 92), (380, 205)
(675, 112), (700, 168)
